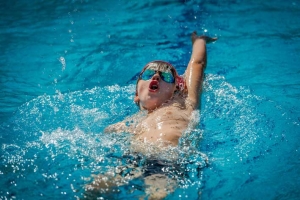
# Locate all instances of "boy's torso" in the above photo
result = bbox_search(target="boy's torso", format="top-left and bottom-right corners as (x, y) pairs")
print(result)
(133, 96), (193, 146)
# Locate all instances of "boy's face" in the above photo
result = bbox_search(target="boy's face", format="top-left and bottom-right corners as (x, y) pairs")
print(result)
(135, 62), (176, 111)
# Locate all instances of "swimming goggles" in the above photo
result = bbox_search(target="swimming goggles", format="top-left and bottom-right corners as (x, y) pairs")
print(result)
(139, 62), (175, 83)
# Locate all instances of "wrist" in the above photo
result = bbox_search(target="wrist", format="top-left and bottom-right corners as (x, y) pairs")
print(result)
(192, 39), (206, 48)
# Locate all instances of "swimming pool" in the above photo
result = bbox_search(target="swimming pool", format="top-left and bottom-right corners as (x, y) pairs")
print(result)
(1, 0), (300, 199)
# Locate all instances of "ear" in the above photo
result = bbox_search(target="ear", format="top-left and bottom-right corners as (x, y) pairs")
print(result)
(173, 82), (178, 93)
(134, 94), (142, 110)
(134, 93), (139, 102)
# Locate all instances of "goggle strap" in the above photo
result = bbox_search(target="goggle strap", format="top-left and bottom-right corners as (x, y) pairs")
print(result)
(176, 75), (186, 91)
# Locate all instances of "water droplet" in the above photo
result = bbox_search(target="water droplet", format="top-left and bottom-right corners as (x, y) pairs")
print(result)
(59, 57), (66, 70)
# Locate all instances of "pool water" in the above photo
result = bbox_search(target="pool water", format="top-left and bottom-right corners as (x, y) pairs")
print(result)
(1, 0), (300, 199)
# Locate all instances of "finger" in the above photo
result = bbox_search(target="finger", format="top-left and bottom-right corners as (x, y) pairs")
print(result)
(191, 31), (198, 43)
(205, 37), (218, 44)
(211, 37), (218, 41)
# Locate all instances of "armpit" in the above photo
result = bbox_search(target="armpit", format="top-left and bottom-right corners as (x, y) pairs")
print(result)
(185, 98), (197, 110)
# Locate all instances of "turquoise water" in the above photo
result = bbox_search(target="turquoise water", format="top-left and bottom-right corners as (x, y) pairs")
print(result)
(1, 0), (300, 199)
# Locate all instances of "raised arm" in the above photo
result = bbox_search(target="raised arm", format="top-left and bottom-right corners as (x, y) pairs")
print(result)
(185, 32), (217, 108)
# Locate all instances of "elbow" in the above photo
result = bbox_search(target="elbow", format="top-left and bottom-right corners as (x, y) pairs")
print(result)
(196, 60), (206, 67)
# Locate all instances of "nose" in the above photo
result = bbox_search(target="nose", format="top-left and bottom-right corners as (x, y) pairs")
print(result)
(152, 72), (160, 81)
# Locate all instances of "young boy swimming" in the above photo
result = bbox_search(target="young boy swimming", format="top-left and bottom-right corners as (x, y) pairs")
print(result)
(84, 32), (217, 199)
(105, 32), (216, 147)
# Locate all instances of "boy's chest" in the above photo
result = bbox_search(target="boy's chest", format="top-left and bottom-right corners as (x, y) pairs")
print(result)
(133, 106), (190, 144)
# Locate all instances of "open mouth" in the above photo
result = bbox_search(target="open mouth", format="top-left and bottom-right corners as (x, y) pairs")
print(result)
(149, 80), (159, 92)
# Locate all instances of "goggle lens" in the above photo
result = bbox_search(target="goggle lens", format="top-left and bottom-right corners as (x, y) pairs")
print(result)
(141, 69), (175, 83)
(161, 71), (175, 83)
(141, 69), (156, 80)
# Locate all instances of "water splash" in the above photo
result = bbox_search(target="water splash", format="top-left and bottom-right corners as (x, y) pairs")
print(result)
(0, 74), (286, 199)
(59, 57), (66, 71)
(199, 74), (292, 199)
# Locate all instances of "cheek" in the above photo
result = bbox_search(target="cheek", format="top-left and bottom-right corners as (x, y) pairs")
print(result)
(167, 85), (175, 91)
(161, 83), (175, 94)
(137, 81), (148, 94)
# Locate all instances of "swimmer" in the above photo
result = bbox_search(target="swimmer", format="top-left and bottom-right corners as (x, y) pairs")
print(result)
(105, 31), (217, 148)
(84, 32), (217, 199)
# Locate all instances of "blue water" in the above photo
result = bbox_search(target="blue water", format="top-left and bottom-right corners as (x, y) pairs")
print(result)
(1, 0), (300, 199)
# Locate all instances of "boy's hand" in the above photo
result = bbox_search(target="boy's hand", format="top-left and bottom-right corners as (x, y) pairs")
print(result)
(191, 31), (217, 44)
